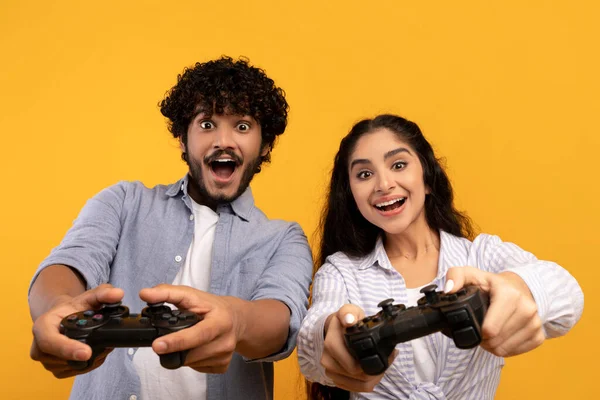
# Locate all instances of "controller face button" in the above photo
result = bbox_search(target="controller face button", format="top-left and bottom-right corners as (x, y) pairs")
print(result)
(172, 310), (181, 316)
(453, 327), (480, 347)
(446, 309), (470, 324)
(161, 313), (171, 320)
(76, 319), (88, 326)
(67, 315), (78, 322)
(83, 310), (94, 317)
(92, 314), (104, 321)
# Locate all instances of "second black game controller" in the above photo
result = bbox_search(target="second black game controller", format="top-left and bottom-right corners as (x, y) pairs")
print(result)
(344, 284), (489, 375)
(60, 301), (202, 370)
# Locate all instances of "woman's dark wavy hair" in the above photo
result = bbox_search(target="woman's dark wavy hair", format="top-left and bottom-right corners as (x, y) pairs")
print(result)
(309, 114), (474, 400)
(159, 56), (288, 172)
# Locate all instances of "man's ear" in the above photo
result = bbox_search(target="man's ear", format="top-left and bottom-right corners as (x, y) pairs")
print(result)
(179, 138), (186, 152)
(260, 144), (271, 157)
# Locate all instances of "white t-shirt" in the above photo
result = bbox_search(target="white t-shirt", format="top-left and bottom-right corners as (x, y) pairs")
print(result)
(405, 284), (437, 384)
(133, 199), (218, 399)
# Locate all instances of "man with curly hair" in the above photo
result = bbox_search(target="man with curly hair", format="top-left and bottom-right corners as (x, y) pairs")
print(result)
(28, 56), (313, 400)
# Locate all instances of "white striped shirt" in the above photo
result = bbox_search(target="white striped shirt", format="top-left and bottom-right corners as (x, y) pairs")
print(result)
(297, 231), (584, 400)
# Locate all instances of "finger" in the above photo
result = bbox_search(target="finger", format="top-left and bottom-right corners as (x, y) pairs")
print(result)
(444, 266), (492, 293)
(482, 316), (545, 357)
(324, 313), (365, 376)
(325, 369), (383, 392)
(179, 334), (236, 364)
(336, 304), (366, 327)
(186, 353), (233, 372)
(152, 319), (221, 355)
(32, 321), (92, 362)
(74, 284), (124, 310)
(139, 285), (212, 314)
(483, 295), (537, 344)
(321, 349), (365, 380)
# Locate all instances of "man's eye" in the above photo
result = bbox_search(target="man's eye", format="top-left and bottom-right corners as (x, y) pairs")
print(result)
(357, 171), (372, 179)
(200, 121), (214, 129)
(237, 122), (250, 131)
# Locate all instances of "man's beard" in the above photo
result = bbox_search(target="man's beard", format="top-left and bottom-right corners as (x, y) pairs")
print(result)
(186, 151), (261, 206)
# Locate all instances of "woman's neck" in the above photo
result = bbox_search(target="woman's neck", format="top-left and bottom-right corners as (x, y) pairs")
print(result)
(383, 219), (440, 261)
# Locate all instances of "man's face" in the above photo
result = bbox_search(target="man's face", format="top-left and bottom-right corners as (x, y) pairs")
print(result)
(183, 113), (267, 207)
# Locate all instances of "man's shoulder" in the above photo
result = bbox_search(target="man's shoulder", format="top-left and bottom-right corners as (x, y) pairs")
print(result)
(97, 179), (179, 200)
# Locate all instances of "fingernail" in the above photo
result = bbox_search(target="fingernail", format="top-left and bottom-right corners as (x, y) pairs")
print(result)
(155, 341), (167, 353)
(444, 280), (454, 293)
(344, 314), (356, 324)
(74, 349), (88, 361)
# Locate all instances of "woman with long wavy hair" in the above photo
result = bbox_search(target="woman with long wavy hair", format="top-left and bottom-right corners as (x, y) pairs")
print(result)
(297, 114), (583, 400)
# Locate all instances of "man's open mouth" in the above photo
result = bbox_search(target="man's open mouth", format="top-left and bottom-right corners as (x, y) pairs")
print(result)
(210, 158), (239, 179)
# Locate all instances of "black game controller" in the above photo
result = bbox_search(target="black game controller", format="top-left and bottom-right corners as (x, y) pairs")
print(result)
(344, 284), (489, 375)
(60, 301), (202, 370)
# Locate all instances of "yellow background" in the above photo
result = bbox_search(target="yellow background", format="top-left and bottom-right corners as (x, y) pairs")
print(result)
(1, 1), (597, 398)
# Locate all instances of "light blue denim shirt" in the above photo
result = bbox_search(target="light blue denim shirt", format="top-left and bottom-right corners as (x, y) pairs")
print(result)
(30, 175), (313, 400)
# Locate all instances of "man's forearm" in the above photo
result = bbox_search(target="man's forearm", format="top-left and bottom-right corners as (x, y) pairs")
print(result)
(29, 265), (87, 321)
(227, 297), (291, 359)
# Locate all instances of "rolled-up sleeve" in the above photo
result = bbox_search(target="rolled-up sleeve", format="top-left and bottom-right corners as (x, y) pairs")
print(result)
(28, 182), (127, 295)
(247, 222), (313, 362)
(297, 262), (348, 386)
(469, 234), (584, 338)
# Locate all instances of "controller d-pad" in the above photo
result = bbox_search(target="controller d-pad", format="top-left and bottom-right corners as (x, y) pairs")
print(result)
(453, 327), (480, 348)
(446, 309), (470, 325)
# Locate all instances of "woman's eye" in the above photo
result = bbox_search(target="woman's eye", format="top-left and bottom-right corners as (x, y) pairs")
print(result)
(392, 161), (407, 170)
(200, 121), (214, 129)
(237, 122), (250, 131)
(357, 171), (372, 179)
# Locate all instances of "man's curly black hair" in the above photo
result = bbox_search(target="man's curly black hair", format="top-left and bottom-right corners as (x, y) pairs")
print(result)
(160, 56), (289, 171)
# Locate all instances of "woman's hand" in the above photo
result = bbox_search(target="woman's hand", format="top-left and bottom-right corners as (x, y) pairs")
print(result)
(320, 304), (396, 392)
(445, 266), (545, 357)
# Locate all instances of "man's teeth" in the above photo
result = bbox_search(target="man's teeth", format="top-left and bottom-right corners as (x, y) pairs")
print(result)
(214, 159), (235, 163)
(375, 198), (405, 208)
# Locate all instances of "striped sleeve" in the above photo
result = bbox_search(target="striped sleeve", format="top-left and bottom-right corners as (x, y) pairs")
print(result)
(469, 234), (584, 338)
(297, 261), (350, 385)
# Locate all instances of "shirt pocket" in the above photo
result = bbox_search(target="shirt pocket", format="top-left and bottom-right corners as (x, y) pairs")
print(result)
(225, 256), (269, 301)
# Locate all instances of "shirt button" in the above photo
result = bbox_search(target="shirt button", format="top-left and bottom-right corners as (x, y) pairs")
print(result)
(128, 348), (134, 355)
(189, 214), (194, 221)
(129, 395), (138, 400)
(175, 255), (182, 262)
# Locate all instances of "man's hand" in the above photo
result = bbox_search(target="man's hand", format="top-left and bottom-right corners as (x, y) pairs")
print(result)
(30, 284), (124, 378)
(445, 266), (545, 357)
(140, 284), (248, 374)
(320, 304), (395, 392)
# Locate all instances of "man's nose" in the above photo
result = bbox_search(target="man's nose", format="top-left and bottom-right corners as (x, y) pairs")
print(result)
(213, 127), (236, 149)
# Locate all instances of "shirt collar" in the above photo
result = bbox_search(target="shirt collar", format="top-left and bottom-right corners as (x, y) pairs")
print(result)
(166, 175), (254, 221)
(358, 230), (453, 276)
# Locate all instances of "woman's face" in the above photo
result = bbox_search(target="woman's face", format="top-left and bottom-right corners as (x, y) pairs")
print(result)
(348, 128), (429, 236)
